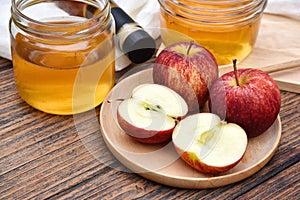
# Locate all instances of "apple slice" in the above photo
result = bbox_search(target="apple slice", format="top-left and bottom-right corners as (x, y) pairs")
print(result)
(172, 113), (248, 174)
(117, 83), (188, 144)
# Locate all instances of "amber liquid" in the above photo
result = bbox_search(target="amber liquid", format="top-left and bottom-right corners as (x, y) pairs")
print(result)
(12, 21), (115, 115)
(160, 6), (262, 66)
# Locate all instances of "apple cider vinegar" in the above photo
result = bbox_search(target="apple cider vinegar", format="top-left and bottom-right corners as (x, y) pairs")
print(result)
(10, 0), (115, 114)
(12, 31), (115, 114)
(158, 0), (267, 66)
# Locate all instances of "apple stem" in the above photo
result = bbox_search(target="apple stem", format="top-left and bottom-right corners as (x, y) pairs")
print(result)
(187, 40), (194, 56)
(233, 59), (240, 86)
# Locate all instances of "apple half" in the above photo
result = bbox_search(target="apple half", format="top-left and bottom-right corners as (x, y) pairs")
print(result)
(172, 113), (248, 174)
(117, 83), (188, 144)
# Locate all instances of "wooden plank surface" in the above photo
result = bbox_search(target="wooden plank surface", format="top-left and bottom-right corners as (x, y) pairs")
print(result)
(0, 57), (299, 199)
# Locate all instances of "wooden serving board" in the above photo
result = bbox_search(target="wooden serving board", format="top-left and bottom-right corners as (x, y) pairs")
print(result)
(100, 68), (282, 189)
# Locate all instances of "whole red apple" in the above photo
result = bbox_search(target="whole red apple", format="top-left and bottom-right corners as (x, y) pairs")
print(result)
(153, 41), (219, 113)
(209, 61), (281, 137)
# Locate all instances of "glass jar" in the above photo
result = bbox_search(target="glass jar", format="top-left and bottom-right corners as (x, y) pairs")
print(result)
(10, 0), (115, 115)
(158, 0), (267, 66)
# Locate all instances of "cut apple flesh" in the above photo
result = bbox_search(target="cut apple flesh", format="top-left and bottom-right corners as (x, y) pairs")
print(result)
(117, 84), (188, 143)
(118, 98), (176, 131)
(172, 113), (248, 173)
(131, 84), (188, 118)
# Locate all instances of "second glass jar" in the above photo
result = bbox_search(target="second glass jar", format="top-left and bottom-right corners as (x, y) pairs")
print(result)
(158, 0), (268, 66)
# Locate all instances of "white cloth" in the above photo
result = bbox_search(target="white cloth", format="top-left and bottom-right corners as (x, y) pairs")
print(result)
(0, 0), (69, 60)
(0, 0), (299, 61)
(0, 1), (13, 60)
(0, 0), (160, 70)
(113, 0), (160, 39)
(265, 0), (300, 20)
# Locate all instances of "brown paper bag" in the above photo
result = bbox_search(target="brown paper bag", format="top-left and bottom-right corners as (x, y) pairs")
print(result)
(224, 14), (300, 93)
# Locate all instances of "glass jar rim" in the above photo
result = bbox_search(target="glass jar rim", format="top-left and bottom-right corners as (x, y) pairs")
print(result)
(158, 0), (268, 25)
(11, 0), (110, 36)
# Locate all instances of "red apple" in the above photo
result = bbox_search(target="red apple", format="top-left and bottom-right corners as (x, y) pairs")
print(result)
(172, 113), (248, 174)
(153, 41), (219, 114)
(209, 61), (281, 137)
(117, 83), (188, 144)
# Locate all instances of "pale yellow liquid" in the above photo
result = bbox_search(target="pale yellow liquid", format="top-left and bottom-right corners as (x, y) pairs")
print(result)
(12, 25), (115, 115)
(160, 6), (262, 66)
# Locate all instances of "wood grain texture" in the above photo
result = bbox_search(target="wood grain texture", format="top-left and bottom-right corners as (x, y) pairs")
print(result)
(0, 57), (299, 199)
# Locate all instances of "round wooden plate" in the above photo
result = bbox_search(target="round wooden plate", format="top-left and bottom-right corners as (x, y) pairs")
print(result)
(99, 67), (282, 189)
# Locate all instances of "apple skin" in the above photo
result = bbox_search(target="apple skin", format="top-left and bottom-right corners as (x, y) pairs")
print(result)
(176, 150), (244, 174)
(153, 41), (219, 113)
(117, 112), (174, 144)
(209, 68), (281, 137)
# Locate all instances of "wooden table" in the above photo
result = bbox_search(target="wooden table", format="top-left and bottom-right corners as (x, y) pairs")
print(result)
(0, 56), (299, 199)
